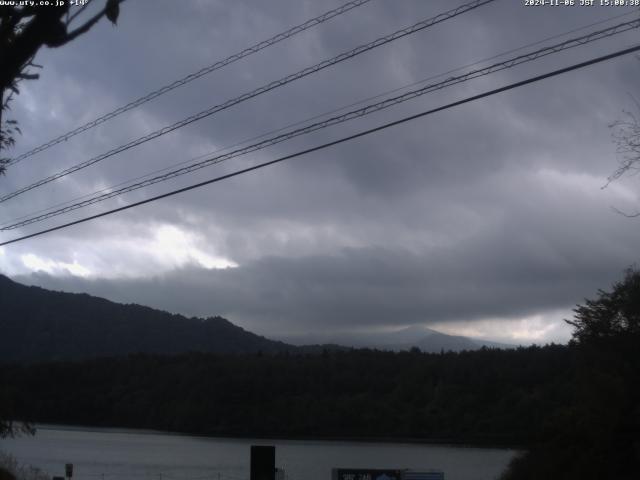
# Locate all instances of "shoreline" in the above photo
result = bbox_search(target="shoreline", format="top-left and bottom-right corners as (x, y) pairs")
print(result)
(33, 423), (522, 450)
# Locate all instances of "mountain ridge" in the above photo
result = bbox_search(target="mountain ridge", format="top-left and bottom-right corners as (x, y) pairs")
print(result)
(278, 326), (514, 353)
(0, 274), (512, 363)
(0, 273), (291, 362)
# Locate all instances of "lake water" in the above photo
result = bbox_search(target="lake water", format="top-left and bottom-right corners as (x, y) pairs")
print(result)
(0, 426), (516, 480)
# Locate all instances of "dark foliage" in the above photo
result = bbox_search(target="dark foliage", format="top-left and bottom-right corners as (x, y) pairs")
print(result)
(500, 269), (640, 479)
(0, 1), (123, 174)
(567, 267), (640, 342)
(0, 275), (292, 363)
(0, 0), (122, 92)
(0, 468), (15, 480)
(0, 345), (571, 445)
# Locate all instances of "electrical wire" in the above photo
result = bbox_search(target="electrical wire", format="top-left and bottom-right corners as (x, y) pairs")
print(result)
(3, 17), (638, 231)
(0, 0), (496, 204)
(2, 43), (639, 247)
(2, 8), (634, 229)
(5, 0), (374, 166)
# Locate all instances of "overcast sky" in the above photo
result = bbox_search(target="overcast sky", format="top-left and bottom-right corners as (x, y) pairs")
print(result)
(2, 0), (640, 344)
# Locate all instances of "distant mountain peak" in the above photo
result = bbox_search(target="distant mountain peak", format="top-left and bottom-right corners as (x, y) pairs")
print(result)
(277, 325), (514, 353)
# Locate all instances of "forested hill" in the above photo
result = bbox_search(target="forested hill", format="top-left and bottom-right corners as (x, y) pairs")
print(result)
(0, 346), (572, 445)
(0, 274), (292, 362)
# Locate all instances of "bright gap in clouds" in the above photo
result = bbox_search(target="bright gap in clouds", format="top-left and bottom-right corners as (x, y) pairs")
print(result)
(20, 253), (92, 278)
(430, 308), (575, 345)
(149, 224), (237, 270)
(0, 224), (237, 279)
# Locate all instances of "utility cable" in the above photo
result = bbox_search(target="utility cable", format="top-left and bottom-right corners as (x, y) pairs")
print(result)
(5, 0), (374, 166)
(2, 17), (638, 231)
(0, 0), (496, 204)
(2, 7), (633, 229)
(1, 43), (639, 247)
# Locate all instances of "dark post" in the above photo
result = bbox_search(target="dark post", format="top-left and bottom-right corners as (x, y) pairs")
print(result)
(250, 445), (275, 480)
(65, 464), (73, 480)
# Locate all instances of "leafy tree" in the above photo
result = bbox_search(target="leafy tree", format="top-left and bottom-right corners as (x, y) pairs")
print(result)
(0, 0), (123, 175)
(501, 268), (640, 480)
(0, 420), (33, 439)
(0, 0), (124, 437)
(566, 267), (640, 343)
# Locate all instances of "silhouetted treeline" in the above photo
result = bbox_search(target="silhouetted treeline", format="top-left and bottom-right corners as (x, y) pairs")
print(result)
(2, 339), (638, 478)
(1, 345), (571, 445)
(0, 275), (292, 363)
(500, 268), (640, 479)
(499, 335), (640, 480)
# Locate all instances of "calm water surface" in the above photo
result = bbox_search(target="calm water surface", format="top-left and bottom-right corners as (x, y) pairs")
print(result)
(0, 426), (516, 480)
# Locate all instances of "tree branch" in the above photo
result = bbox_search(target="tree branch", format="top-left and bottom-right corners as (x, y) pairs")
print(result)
(0, 1), (125, 91)
(60, 7), (108, 44)
(63, 0), (125, 44)
(66, 2), (92, 26)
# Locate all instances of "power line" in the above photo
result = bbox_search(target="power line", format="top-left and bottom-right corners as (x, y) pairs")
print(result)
(4, 17), (636, 229)
(5, 0), (374, 167)
(2, 43), (639, 248)
(3, 17), (638, 231)
(0, 0), (496, 204)
(3, 8), (633, 230)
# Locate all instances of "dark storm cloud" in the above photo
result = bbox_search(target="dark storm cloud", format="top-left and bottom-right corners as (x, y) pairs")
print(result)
(12, 221), (628, 337)
(14, 161), (640, 337)
(3, 0), (640, 342)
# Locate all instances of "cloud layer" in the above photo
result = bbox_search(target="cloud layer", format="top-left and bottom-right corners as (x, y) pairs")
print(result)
(3, 0), (640, 343)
